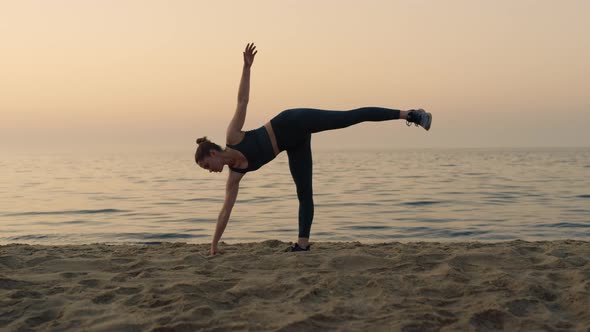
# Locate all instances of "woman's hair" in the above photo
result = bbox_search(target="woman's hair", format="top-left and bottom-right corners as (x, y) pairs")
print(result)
(195, 136), (222, 163)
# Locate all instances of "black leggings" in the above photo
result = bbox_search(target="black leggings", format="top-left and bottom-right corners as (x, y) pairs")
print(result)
(270, 107), (401, 238)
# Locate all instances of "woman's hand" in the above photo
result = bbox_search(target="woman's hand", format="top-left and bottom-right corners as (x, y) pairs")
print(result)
(210, 243), (219, 256)
(243, 42), (257, 67)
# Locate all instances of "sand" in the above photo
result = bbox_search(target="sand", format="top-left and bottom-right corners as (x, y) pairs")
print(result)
(1, 239), (589, 332)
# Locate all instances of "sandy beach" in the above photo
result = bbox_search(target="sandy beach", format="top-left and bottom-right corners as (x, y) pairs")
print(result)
(1, 239), (589, 331)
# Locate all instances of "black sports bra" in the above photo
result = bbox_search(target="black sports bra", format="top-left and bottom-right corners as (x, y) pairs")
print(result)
(226, 125), (277, 173)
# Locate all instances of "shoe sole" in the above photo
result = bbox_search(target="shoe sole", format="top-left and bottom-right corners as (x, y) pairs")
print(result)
(286, 244), (311, 252)
(423, 112), (432, 131)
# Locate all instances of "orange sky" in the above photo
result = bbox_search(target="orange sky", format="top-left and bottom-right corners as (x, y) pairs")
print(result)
(1, 0), (589, 151)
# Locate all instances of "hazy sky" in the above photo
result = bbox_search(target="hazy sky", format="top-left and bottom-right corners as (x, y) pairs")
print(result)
(2, 0), (589, 152)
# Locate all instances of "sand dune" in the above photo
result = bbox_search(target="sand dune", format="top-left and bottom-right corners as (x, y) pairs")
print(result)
(1, 239), (589, 331)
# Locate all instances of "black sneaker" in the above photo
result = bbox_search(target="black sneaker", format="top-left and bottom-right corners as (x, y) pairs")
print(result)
(286, 243), (311, 252)
(406, 109), (432, 131)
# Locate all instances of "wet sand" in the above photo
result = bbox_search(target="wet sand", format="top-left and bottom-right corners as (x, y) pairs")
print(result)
(1, 239), (589, 331)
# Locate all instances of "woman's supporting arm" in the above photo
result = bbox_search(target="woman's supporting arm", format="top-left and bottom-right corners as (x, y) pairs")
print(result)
(210, 171), (243, 254)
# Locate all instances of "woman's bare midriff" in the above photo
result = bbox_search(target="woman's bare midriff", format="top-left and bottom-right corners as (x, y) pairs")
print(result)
(264, 122), (280, 157)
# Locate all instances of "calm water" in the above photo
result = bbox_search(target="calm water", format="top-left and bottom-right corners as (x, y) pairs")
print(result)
(1, 148), (589, 245)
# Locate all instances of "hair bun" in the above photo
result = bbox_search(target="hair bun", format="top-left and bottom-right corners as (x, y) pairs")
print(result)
(196, 136), (208, 145)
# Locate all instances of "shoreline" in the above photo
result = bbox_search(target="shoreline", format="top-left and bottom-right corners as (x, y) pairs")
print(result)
(1, 239), (589, 331)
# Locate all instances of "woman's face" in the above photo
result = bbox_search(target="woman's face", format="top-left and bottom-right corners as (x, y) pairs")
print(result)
(198, 154), (223, 173)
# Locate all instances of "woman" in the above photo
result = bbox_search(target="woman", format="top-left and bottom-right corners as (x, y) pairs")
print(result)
(195, 43), (432, 255)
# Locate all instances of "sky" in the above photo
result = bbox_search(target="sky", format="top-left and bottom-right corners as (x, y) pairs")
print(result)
(1, 0), (589, 152)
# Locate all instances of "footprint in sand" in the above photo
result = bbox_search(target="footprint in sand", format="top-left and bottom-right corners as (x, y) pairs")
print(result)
(92, 291), (116, 304)
(9, 289), (43, 299)
(327, 254), (390, 271)
(60, 272), (88, 279)
(469, 309), (510, 331)
(527, 284), (557, 302)
(115, 286), (143, 295)
(24, 309), (60, 328)
(0, 256), (24, 269)
(78, 279), (101, 288)
(0, 277), (34, 290)
(505, 298), (540, 317)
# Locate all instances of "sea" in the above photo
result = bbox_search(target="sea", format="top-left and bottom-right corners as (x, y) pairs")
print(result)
(1, 148), (589, 245)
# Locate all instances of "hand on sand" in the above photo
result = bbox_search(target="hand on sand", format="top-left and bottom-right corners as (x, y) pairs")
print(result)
(243, 42), (257, 67)
(210, 244), (220, 256)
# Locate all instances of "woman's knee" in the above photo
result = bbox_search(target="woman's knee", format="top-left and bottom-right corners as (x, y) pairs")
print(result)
(296, 189), (313, 202)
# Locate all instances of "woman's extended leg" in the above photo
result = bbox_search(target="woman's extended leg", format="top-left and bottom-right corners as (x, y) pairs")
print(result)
(287, 134), (313, 248)
(287, 106), (402, 133)
(270, 106), (432, 151)
(271, 106), (430, 151)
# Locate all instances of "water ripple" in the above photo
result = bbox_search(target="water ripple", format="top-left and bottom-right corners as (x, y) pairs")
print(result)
(402, 200), (446, 206)
(117, 233), (199, 240)
(184, 197), (224, 203)
(316, 202), (380, 207)
(536, 222), (590, 229)
(344, 225), (392, 230)
(447, 230), (491, 237)
(4, 209), (127, 217)
(157, 218), (211, 224)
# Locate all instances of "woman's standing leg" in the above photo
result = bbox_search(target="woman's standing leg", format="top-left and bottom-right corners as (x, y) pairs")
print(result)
(287, 134), (313, 248)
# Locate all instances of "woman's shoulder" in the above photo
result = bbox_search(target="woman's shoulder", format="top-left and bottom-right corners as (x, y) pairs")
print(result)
(226, 130), (246, 146)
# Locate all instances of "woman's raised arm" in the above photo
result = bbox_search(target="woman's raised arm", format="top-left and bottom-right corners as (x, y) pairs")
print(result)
(238, 42), (257, 101)
(227, 43), (257, 136)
